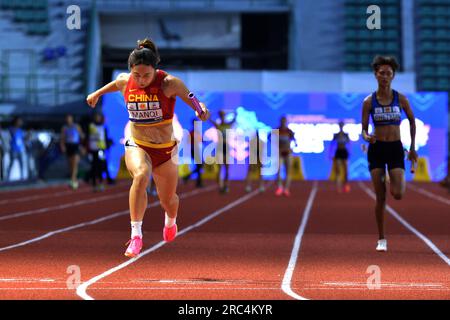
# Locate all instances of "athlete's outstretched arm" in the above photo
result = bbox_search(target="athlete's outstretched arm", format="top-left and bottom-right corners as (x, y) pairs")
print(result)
(289, 128), (298, 148)
(86, 73), (129, 108)
(361, 95), (376, 144)
(164, 76), (210, 121)
(400, 94), (418, 163)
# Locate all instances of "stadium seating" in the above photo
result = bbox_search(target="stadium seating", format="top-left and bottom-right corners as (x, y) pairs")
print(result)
(416, 0), (450, 93)
(344, 0), (403, 71)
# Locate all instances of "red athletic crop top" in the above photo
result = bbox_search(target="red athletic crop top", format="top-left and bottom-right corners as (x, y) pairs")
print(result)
(124, 69), (176, 126)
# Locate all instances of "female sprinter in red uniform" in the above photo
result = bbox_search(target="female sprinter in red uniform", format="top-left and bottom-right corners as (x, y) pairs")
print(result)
(86, 39), (210, 258)
(361, 55), (417, 252)
(275, 116), (295, 197)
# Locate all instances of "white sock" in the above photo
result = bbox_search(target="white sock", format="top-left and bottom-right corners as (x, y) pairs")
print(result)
(165, 212), (176, 228)
(131, 221), (143, 238)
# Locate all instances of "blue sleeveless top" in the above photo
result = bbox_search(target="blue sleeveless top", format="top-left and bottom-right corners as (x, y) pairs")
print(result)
(63, 125), (80, 144)
(10, 127), (25, 152)
(370, 90), (402, 126)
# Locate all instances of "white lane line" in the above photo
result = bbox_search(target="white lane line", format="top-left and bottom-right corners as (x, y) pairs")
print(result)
(0, 182), (128, 205)
(281, 181), (319, 301)
(0, 183), (63, 194)
(0, 188), (90, 205)
(76, 188), (262, 300)
(407, 183), (450, 206)
(0, 278), (55, 282)
(3, 287), (450, 291)
(301, 287), (450, 291)
(1, 191), (80, 206)
(359, 182), (450, 267)
(0, 287), (295, 291)
(321, 281), (445, 288)
(0, 188), (129, 221)
(0, 186), (215, 253)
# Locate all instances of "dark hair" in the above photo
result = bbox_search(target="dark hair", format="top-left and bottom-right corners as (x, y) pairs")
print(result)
(12, 116), (22, 126)
(128, 38), (160, 70)
(371, 55), (400, 74)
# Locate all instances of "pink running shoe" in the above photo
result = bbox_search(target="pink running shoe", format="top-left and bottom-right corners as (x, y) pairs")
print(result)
(344, 184), (351, 193)
(275, 187), (283, 196)
(283, 189), (291, 197)
(163, 224), (178, 242)
(124, 236), (143, 258)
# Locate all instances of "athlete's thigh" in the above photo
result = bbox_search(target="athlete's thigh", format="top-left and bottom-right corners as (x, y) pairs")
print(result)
(342, 159), (348, 171)
(335, 159), (343, 170)
(152, 158), (178, 198)
(388, 168), (405, 192)
(285, 154), (292, 170)
(125, 146), (152, 178)
(370, 168), (386, 197)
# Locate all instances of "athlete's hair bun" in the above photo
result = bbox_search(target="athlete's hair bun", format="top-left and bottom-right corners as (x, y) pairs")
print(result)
(128, 38), (161, 70)
(137, 38), (157, 52)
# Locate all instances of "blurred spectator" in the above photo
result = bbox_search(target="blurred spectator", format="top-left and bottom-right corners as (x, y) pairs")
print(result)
(245, 130), (265, 193)
(439, 155), (449, 190)
(102, 114), (116, 185)
(60, 114), (85, 189)
(0, 123), (4, 181)
(209, 110), (237, 194)
(24, 129), (41, 180)
(6, 117), (26, 181)
(87, 113), (114, 191)
(87, 113), (106, 191)
(274, 116), (296, 197)
(182, 118), (204, 188)
(37, 133), (60, 181)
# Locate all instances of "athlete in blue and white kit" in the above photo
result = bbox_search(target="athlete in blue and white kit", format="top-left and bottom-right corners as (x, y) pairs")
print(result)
(361, 56), (418, 252)
(331, 120), (351, 193)
(60, 114), (85, 189)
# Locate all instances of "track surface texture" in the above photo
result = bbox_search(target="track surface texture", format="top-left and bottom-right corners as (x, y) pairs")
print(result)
(0, 180), (448, 300)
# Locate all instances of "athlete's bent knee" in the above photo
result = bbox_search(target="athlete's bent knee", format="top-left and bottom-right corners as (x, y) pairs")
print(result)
(133, 171), (149, 190)
(160, 193), (179, 210)
(391, 191), (403, 200)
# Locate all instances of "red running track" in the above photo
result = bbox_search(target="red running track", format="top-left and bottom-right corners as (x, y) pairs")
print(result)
(0, 180), (448, 300)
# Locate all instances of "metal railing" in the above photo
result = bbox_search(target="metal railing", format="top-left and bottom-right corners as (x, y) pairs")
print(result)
(1, 49), (83, 106)
(0, 73), (81, 106)
(94, 0), (289, 11)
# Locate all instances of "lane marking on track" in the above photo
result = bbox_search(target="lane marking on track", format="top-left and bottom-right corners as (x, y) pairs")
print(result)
(281, 181), (318, 301)
(302, 288), (450, 291)
(3, 278), (448, 290)
(0, 182), (128, 205)
(0, 186), (215, 253)
(0, 188), (90, 206)
(3, 283), (450, 292)
(320, 281), (446, 288)
(76, 187), (263, 300)
(0, 278), (56, 282)
(359, 182), (450, 267)
(407, 183), (450, 206)
(0, 183), (64, 194)
(0, 187), (130, 221)
(1, 288), (283, 291)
